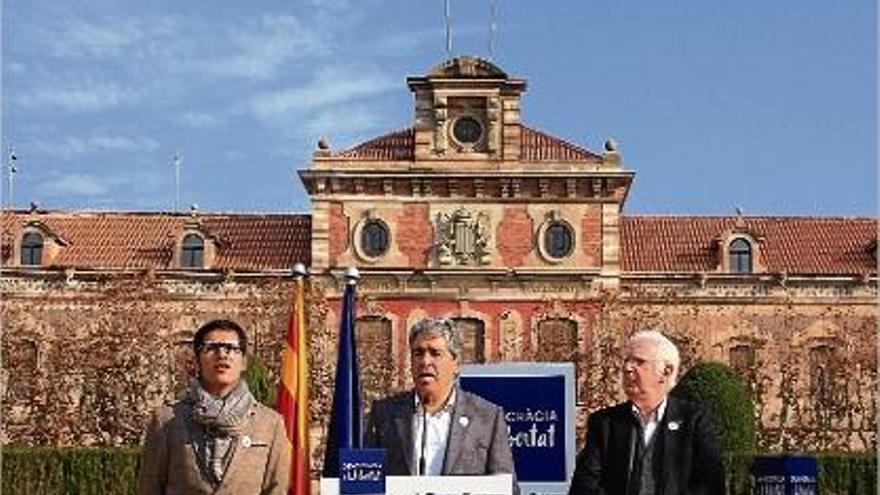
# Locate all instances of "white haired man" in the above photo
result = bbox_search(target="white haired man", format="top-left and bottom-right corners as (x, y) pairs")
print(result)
(568, 330), (724, 495)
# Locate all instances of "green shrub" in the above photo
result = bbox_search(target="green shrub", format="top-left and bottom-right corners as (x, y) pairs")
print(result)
(725, 451), (877, 495)
(672, 361), (756, 453)
(0, 447), (874, 494)
(1, 446), (140, 495)
(245, 353), (277, 407)
(817, 452), (877, 495)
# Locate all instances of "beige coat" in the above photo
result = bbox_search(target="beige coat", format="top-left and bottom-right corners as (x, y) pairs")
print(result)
(137, 400), (291, 495)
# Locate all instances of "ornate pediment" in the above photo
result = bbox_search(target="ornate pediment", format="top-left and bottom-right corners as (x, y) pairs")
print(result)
(427, 57), (507, 79)
(436, 207), (491, 266)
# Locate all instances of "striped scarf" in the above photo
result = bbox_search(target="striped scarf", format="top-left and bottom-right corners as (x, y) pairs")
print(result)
(186, 380), (255, 484)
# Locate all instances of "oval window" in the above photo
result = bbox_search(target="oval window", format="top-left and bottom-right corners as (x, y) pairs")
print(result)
(544, 221), (574, 259)
(360, 220), (390, 258)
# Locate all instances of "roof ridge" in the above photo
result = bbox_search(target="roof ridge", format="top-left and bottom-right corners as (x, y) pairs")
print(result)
(623, 214), (878, 221)
(1, 210), (311, 217)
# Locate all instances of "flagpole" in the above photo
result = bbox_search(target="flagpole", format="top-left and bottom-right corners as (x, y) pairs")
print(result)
(321, 266), (363, 478)
(279, 262), (311, 495)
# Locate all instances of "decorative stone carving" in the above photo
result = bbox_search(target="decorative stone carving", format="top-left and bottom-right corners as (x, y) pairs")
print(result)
(436, 208), (491, 266)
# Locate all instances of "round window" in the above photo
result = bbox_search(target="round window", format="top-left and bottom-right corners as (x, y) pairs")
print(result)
(544, 221), (574, 259)
(452, 116), (483, 144)
(360, 220), (390, 258)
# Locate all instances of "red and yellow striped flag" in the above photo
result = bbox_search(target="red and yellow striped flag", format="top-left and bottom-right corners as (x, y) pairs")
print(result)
(277, 274), (310, 495)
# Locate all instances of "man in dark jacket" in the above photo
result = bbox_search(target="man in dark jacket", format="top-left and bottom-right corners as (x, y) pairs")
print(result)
(568, 331), (724, 495)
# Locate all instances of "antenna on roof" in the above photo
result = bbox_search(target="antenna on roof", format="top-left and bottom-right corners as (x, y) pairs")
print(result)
(488, 0), (499, 61)
(7, 145), (18, 209)
(173, 152), (183, 213)
(444, 0), (453, 56)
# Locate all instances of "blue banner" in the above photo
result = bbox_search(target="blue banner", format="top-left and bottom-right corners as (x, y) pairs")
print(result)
(460, 374), (567, 482)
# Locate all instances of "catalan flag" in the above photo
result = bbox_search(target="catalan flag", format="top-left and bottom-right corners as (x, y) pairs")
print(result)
(277, 272), (310, 495)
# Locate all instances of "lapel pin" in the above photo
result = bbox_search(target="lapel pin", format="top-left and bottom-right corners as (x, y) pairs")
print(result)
(668, 421), (680, 431)
(459, 416), (469, 427)
(241, 435), (252, 448)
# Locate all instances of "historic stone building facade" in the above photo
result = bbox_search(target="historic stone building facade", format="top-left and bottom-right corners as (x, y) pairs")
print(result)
(1, 58), (876, 458)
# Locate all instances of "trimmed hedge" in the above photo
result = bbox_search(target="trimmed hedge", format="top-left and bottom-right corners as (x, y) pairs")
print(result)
(2, 446), (140, 495)
(725, 452), (877, 495)
(672, 361), (756, 453)
(0, 447), (875, 494)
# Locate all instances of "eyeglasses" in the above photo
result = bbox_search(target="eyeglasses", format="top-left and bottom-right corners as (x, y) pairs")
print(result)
(200, 340), (243, 355)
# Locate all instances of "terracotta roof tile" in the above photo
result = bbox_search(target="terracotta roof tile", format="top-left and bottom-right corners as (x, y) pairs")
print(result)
(332, 124), (602, 163)
(5, 211), (873, 276)
(1, 211), (311, 271)
(519, 125), (602, 162)
(335, 128), (414, 160)
(621, 216), (878, 275)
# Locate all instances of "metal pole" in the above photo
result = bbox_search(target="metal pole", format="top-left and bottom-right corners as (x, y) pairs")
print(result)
(489, 0), (499, 60)
(7, 146), (16, 209)
(445, 0), (452, 56)
(173, 152), (182, 212)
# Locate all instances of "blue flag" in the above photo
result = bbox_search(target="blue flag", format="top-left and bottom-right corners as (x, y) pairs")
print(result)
(322, 281), (363, 477)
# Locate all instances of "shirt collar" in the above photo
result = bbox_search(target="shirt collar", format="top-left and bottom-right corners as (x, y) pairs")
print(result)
(414, 387), (457, 414)
(631, 396), (668, 424)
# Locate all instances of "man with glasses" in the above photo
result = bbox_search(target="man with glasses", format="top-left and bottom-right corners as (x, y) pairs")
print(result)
(567, 330), (724, 495)
(138, 319), (290, 495)
(364, 317), (519, 494)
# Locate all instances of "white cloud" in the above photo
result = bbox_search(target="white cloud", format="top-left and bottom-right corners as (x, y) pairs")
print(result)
(41, 173), (110, 197)
(31, 135), (160, 156)
(179, 111), (222, 129)
(303, 106), (383, 140)
(17, 83), (138, 111)
(32, 14), (180, 60)
(50, 18), (144, 58)
(250, 66), (396, 119)
(7, 62), (27, 75)
(198, 14), (327, 79)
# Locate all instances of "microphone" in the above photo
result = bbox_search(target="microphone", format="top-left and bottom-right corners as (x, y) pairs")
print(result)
(418, 404), (427, 475)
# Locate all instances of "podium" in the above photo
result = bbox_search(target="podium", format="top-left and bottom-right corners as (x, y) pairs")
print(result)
(321, 474), (514, 495)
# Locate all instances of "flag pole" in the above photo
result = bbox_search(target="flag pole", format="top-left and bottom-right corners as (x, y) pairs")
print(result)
(279, 262), (311, 495)
(321, 266), (363, 478)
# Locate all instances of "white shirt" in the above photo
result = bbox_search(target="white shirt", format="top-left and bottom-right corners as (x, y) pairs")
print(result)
(412, 389), (456, 475)
(631, 398), (668, 446)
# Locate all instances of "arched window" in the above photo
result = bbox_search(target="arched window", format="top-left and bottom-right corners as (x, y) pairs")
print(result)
(356, 316), (394, 404)
(809, 344), (835, 403)
(181, 234), (204, 268)
(536, 318), (578, 363)
(729, 344), (755, 374)
(21, 232), (43, 265)
(729, 238), (752, 273)
(809, 344), (837, 427)
(452, 317), (485, 364)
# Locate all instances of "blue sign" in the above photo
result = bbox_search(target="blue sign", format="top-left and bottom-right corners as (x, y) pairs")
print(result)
(460, 363), (576, 495)
(339, 448), (386, 495)
(752, 455), (818, 495)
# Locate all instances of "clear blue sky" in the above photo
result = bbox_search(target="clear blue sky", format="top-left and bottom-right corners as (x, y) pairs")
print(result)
(2, 1), (876, 216)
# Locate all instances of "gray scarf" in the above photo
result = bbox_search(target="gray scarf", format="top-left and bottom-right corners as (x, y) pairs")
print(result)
(185, 380), (255, 485)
